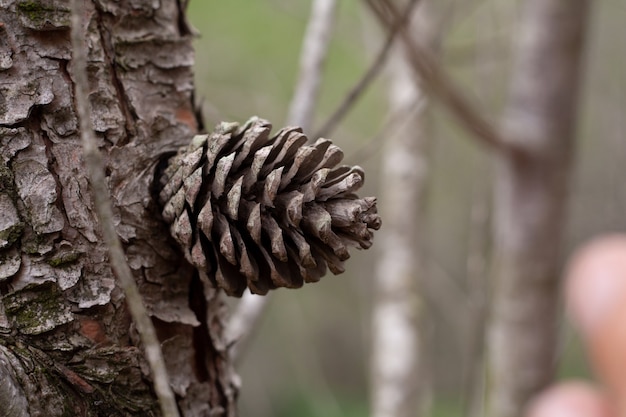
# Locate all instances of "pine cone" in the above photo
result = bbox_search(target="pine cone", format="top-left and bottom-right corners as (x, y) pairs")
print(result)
(158, 117), (381, 297)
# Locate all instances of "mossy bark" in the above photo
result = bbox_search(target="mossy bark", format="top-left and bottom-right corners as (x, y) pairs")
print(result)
(0, 1), (237, 416)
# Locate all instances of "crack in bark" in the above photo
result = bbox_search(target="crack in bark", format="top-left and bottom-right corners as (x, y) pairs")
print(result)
(188, 271), (210, 383)
(93, 9), (137, 146)
(175, 0), (194, 37)
(38, 112), (70, 237)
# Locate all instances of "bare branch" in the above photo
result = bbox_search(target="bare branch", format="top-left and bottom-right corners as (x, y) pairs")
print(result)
(462, 179), (491, 417)
(365, 0), (513, 153)
(287, 0), (338, 132)
(314, 0), (420, 139)
(345, 95), (426, 165)
(69, 2), (179, 417)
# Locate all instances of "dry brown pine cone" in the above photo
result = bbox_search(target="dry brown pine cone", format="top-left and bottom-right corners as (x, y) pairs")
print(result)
(158, 117), (381, 297)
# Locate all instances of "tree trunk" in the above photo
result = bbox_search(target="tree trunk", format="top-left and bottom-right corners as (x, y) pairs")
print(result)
(370, 2), (439, 417)
(0, 1), (237, 416)
(486, 1), (589, 417)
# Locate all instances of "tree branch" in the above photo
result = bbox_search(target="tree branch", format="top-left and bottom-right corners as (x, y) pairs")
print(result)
(69, 2), (179, 417)
(365, 0), (514, 154)
(314, 0), (420, 139)
(287, 0), (338, 132)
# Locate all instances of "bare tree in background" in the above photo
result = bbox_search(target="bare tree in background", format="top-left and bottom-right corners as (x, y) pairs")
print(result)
(487, 1), (590, 416)
(287, 0), (337, 132)
(370, 2), (440, 417)
(367, 0), (591, 416)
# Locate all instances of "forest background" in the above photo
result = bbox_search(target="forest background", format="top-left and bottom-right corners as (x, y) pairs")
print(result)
(188, 1), (625, 417)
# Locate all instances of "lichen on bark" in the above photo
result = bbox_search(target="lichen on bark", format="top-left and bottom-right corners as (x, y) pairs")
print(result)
(16, 0), (71, 30)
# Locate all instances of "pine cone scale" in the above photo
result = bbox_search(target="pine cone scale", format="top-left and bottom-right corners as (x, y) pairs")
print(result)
(259, 131), (306, 178)
(242, 146), (271, 193)
(299, 168), (329, 203)
(231, 124), (271, 171)
(245, 202), (262, 245)
(205, 128), (234, 170)
(295, 139), (334, 182)
(317, 172), (363, 201)
(212, 152), (235, 199)
(275, 190), (303, 227)
(225, 176), (243, 220)
(231, 227), (257, 281)
(196, 198), (214, 239)
(162, 187), (185, 224)
(301, 204), (350, 261)
(183, 167), (203, 210)
(279, 146), (312, 191)
(261, 166), (283, 208)
(283, 227), (315, 268)
(313, 144), (344, 173)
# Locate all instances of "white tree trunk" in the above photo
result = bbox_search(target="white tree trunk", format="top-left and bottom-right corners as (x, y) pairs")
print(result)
(287, 0), (337, 132)
(371, 3), (439, 417)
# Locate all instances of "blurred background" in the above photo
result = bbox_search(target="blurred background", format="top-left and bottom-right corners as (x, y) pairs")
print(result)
(187, 1), (626, 416)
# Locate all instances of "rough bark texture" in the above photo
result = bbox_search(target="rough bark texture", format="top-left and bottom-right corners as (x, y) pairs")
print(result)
(0, 1), (237, 416)
(370, 3), (438, 417)
(487, 1), (589, 417)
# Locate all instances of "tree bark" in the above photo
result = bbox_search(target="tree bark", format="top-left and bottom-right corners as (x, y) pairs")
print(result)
(0, 1), (237, 416)
(487, 1), (590, 417)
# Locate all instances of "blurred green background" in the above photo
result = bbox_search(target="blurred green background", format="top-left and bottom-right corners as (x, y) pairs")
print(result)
(188, 1), (625, 416)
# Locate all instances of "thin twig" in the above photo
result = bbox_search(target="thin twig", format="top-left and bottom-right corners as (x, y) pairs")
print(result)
(366, 0), (513, 154)
(314, 0), (421, 139)
(287, 0), (338, 132)
(462, 177), (491, 417)
(345, 94), (426, 165)
(226, 0), (338, 364)
(69, 3), (180, 417)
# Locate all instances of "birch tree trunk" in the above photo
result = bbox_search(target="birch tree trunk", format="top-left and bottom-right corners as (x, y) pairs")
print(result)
(487, 1), (590, 416)
(0, 1), (237, 416)
(371, 3), (439, 416)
